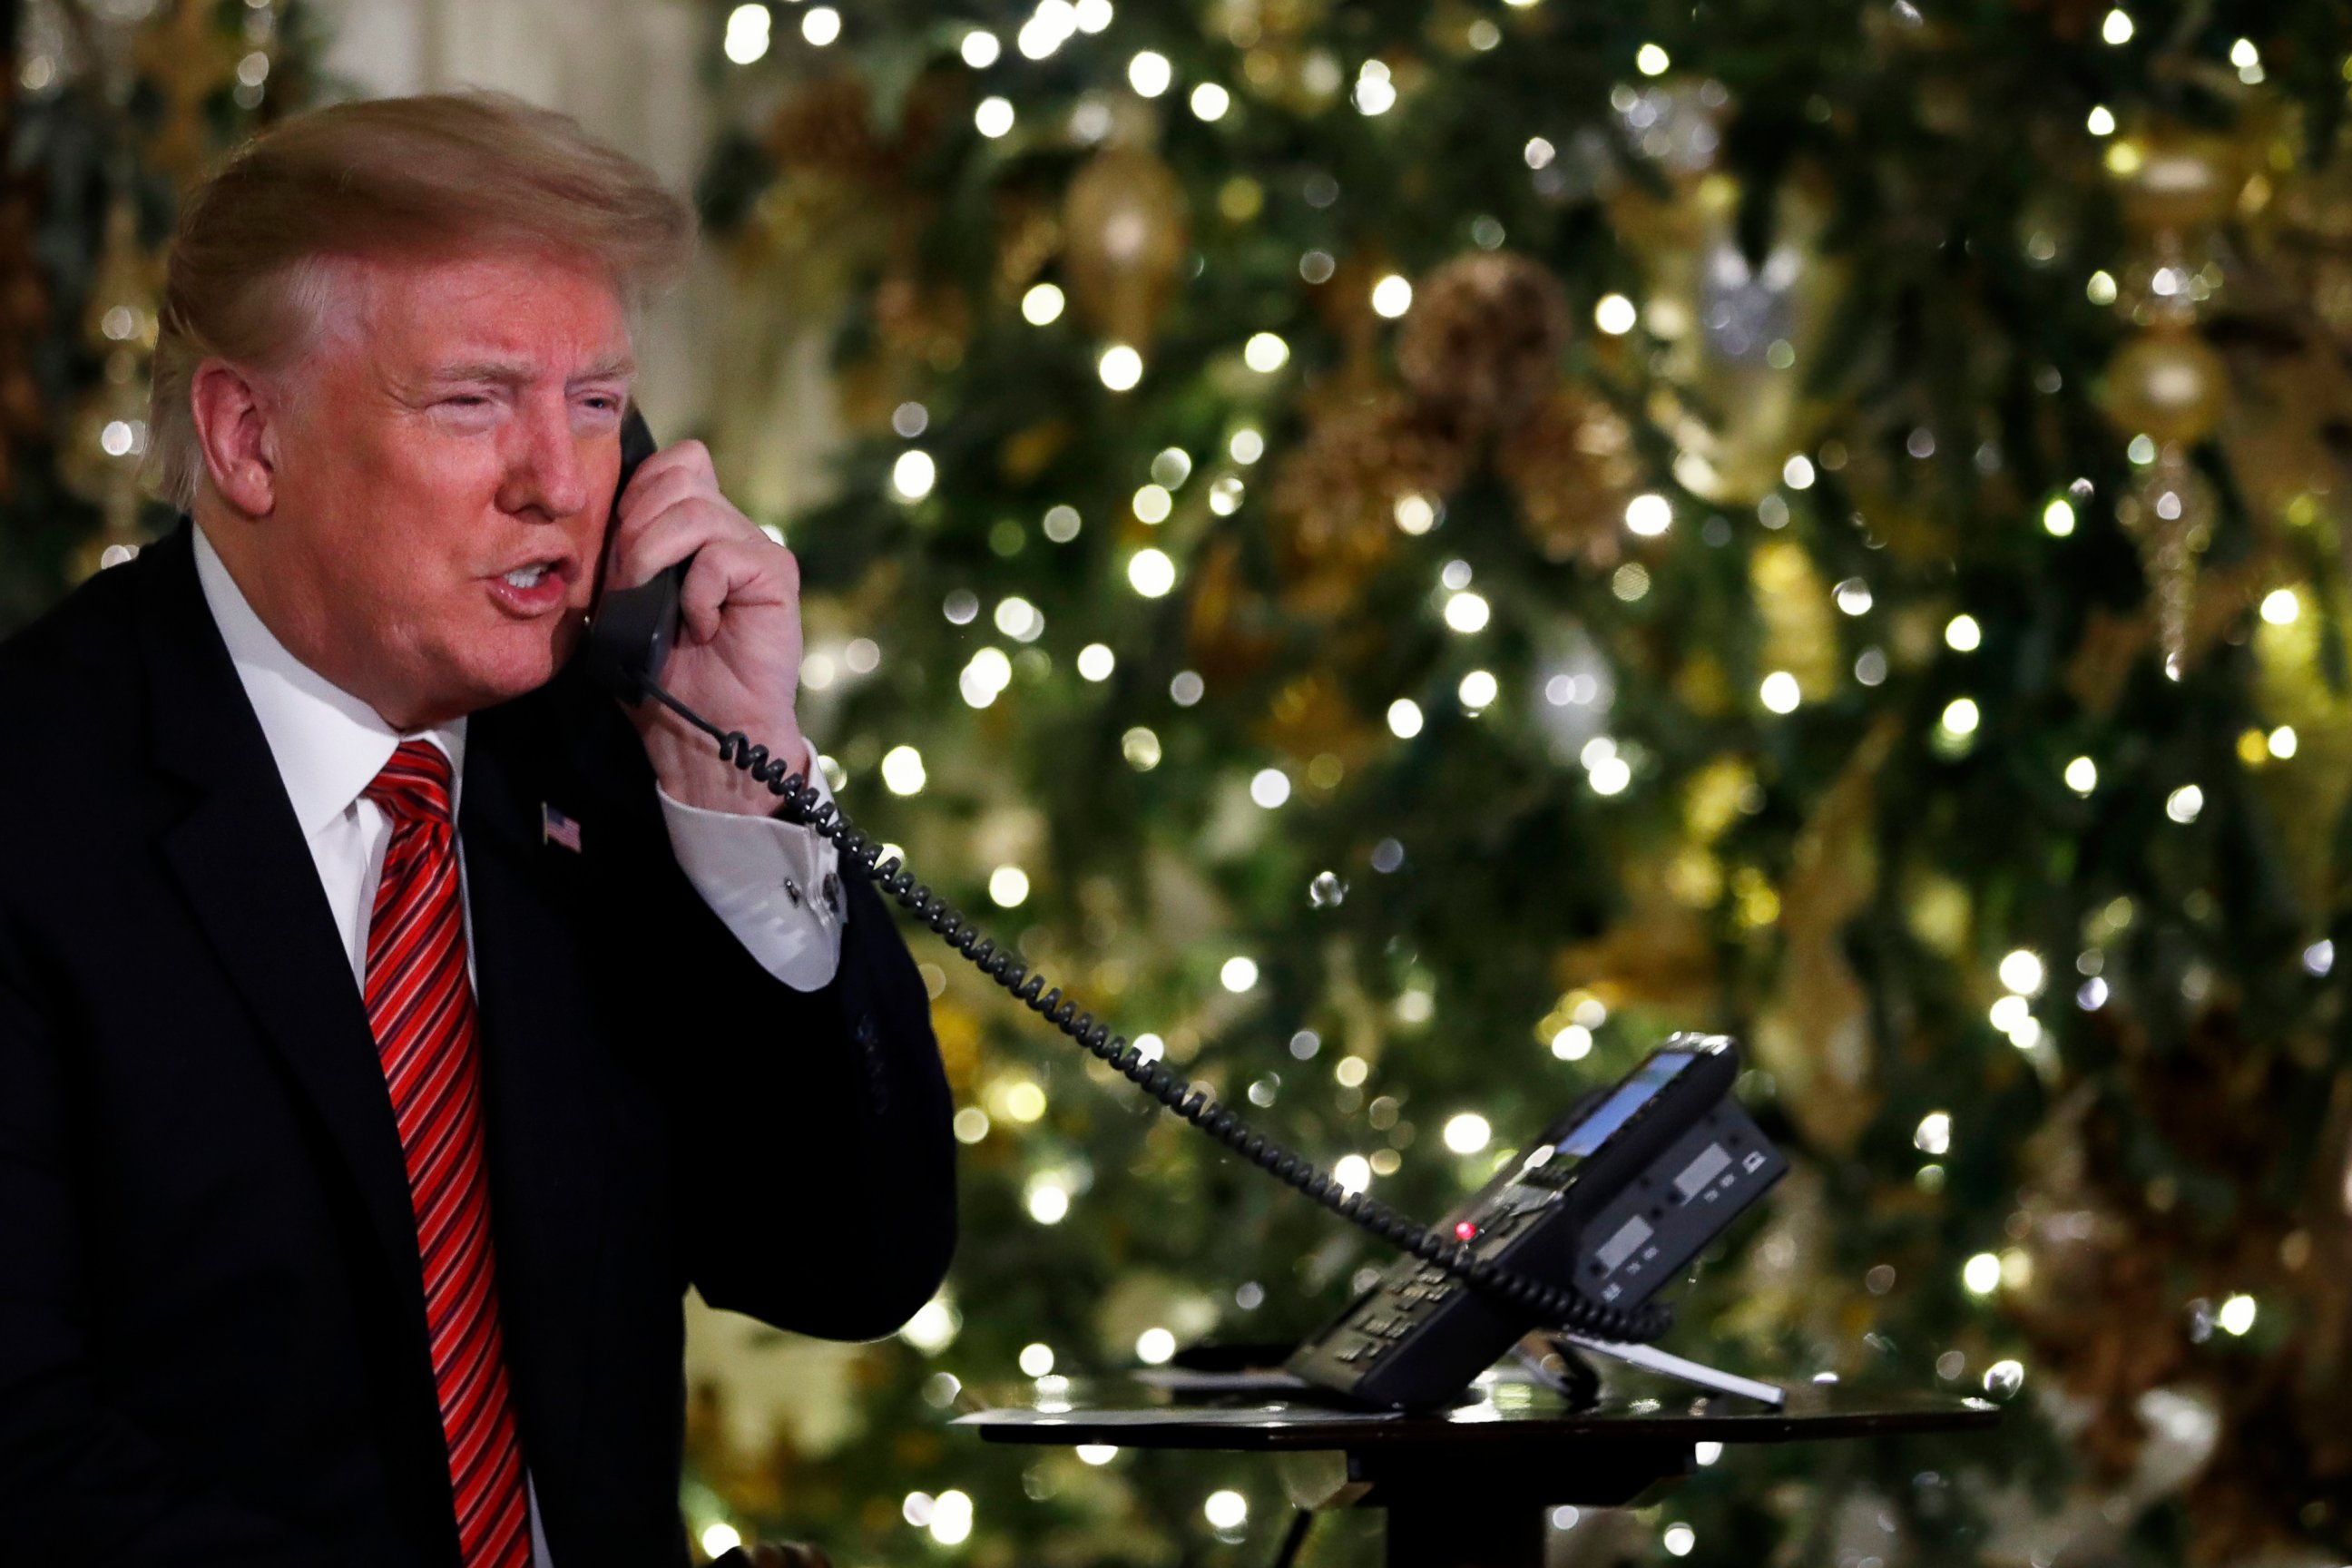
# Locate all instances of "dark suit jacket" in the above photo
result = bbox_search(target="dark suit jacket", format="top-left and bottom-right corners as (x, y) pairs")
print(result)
(0, 524), (956, 1564)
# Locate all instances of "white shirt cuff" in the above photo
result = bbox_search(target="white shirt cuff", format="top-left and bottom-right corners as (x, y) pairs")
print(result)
(658, 758), (846, 993)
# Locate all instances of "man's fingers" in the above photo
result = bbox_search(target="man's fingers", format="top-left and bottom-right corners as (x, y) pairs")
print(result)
(679, 536), (796, 643)
(610, 497), (748, 591)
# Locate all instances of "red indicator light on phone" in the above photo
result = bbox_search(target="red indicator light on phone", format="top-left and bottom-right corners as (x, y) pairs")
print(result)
(1454, 1220), (1479, 1242)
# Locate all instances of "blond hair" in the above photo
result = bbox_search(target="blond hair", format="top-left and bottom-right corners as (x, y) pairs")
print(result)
(147, 91), (696, 510)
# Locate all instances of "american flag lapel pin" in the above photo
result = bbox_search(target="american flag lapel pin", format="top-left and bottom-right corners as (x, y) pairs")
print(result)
(541, 802), (583, 854)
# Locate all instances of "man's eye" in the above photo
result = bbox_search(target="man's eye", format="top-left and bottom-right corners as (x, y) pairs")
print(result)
(441, 395), (491, 409)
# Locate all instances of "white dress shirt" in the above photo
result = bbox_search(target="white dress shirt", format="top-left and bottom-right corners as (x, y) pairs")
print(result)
(191, 526), (845, 991)
(191, 526), (842, 1567)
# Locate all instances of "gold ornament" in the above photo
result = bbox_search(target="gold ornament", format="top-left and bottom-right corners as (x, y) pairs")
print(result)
(2112, 127), (2246, 239)
(1617, 170), (1846, 505)
(1268, 394), (1468, 618)
(1258, 671), (1377, 770)
(1183, 537), (1279, 684)
(132, 0), (254, 184)
(2102, 323), (2230, 446)
(2120, 444), (2218, 680)
(1750, 724), (1896, 1157)
(1063, 146), (1190, 350)
(1494, 387), (1636, 568)
(764, 76), (887, 180)
(1394, 250), (1571, 436)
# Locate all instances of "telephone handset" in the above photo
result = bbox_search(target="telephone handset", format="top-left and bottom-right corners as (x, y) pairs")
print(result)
(580, 413), (1785, 1410)
(579, 407), (675, 704)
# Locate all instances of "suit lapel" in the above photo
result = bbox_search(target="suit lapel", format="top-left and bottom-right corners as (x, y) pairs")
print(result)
(457, 706), (610, 1473)
(133, 528), (432, 1348)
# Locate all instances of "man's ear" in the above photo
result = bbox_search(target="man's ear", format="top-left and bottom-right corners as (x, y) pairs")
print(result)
(188, 359), (280, 517)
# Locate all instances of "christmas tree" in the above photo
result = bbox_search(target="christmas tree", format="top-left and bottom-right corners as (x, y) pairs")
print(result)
(681, 0), (2352, 1562)
(0, 0), (319, 622)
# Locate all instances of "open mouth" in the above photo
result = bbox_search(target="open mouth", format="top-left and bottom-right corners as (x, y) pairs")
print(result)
(487, 557), (574, 618)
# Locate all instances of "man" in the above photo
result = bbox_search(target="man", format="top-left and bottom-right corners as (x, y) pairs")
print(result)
(0, 93), (955, 1565)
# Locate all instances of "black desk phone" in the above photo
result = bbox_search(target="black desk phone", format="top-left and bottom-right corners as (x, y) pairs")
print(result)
(583, 411), (1788, 1410)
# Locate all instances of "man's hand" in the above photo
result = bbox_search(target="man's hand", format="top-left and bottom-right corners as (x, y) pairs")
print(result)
(603, 437), (810, 815)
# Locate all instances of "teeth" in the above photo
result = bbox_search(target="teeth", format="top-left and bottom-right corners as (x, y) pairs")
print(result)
(504, 564), (550, 588)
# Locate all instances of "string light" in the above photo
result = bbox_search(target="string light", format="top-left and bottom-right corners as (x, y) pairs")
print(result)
(1128, 548), (1175, 596)
(2101, 7), (2133, 44)
(1204, 1491), (1249, 1530)
(1444, 591), (1490, 632)
(2043, 497), (2076, 534)
(1076, 643), (1115, 681)
(1442, 1112), (1492, 1154)
(1128, 50), (1172, 96)
(889, 450), (936, 501)
(2218, 1294), (2257, 1336)
(1945, 614), (1981, 652)
(1243, 332), (1289, 372)
(1625, 493), (1671, 535)
(1635, 43), (1671, 75)
(1759, 671), (1800, 713)
(1782, 454), (1816, 489)
(1998, 949), (2044, 996)
(1021, 283), (1065, 325)
(801, 6), (841, 46)
(2086, 105), (2115, 136)
(1191, 83), (1230, 121)
(1387, 698), (1425, 739)
(961, 29), (1000, 67)
(1593, 293), (1637, 334)
(1098, 344), (1144, 389)
(2260, 587), (2300, 625)
(2065, 756), (2097, 793)
(723, 4), (770, 64)
(975, 96), (1014, 137)
(1914, 1112), (1951, 1155)
(1370, 274), (1414, 317)
(928, 1491), (974, 1545)
(1962, 1252), (2002, 1294)
(880, 745), (926, 795)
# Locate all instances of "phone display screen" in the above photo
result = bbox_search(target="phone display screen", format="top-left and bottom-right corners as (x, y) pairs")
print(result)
(1555, 1051), (1697, 1158)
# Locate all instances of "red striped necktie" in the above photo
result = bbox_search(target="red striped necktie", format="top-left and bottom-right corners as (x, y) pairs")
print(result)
(364, 740), (532, 1567)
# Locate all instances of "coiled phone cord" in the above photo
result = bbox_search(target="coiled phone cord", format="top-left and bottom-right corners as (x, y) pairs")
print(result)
(642, 681), (1672, 1346)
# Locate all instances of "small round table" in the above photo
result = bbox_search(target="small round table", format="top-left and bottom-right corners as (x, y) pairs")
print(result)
(954, 1370), (1999, 1568)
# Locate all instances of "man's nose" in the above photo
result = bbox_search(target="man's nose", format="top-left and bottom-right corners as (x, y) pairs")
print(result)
(496, 402), (592, 520)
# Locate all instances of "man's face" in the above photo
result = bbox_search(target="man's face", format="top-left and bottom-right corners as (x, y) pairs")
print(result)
(260, 249), (632, 728)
